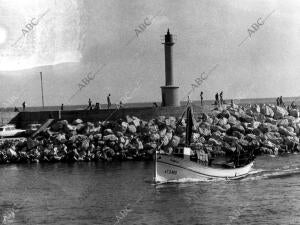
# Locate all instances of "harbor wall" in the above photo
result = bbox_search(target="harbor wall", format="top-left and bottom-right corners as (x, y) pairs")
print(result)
(9, 105), (204, 128)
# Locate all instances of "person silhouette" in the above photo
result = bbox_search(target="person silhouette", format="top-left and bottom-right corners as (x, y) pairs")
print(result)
(200, 91), (203, 106)
(220, 91), (223, 105)
(215, 93), (219, 106)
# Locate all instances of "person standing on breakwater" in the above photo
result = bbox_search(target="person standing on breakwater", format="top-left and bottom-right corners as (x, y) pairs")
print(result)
(107, 94), (111, 109)
(22, 101), (26, 111)
(220, 91), (223, 105)
(61, 104), (64, 111)
(200, 91), (203, 106)
(276, 97), (280, 106)
(215, 93), (219, 106)
(88, 98), (92, 109)
(279, 96), (285, 107)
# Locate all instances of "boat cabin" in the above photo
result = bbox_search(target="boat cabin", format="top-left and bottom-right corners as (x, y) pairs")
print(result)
(0, 124), (16, 132)
(172, 146), (211, 165)
(0, 124), (25, 137)
(172, 147), (191, 159)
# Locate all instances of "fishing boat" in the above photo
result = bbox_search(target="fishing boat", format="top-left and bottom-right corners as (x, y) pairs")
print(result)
(154, 104), (255, 183)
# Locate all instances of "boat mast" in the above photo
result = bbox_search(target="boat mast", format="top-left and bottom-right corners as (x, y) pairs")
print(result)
(154, 149), (157, 182)
(185, 106), (193, 146)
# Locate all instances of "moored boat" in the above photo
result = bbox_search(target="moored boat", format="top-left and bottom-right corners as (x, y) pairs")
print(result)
(0, 124), (26, 138)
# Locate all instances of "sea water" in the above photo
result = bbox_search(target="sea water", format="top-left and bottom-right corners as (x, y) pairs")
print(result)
(0, 155), (299, 224)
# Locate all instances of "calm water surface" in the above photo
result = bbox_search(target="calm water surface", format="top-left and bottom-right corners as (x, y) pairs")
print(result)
(0, 154), (299, 225)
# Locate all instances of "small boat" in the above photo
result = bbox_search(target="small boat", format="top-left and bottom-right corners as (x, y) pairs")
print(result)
(154, 104), (255, 183)
(0, 124), (26, 138)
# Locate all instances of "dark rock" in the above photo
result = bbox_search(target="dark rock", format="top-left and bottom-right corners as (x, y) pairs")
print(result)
(265, 117), (277, 125)
(223, 135), (239, 143)
(211, 131), (223, 141)
(103, 134), (118, 142)
(290, 109), (299, 118)
(239, 114), (254, 123)
(208, 138), (222, 146)
(202, 113), (209, 121)
(278, 126), (296, 137)
(211, 125), (226, 133)
(231, 124), (245, 134)
(252, 128), (263, 137)
(245, 134), (258, 142)
(232, 131), (244, 139)
(144, 142), (158, 149)
(218, 110), (230, 119)
(258, 123), (278, 133)
(252, 104), (260, 114)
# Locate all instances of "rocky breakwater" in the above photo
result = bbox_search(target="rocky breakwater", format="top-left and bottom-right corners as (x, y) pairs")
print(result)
(0, 103), (299, 163)
(203, 103), (300, 156)
(0, 116), (177, 163)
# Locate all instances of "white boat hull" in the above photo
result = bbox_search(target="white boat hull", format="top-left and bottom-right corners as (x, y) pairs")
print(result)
(155, 154), (254, 183)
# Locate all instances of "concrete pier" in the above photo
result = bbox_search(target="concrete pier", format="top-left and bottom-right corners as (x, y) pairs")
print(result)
(9, 105), (203, 129)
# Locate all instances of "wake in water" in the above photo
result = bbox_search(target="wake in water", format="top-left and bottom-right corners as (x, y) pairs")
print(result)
(244, 166), (300, 181)
(155, 177), (226, 185)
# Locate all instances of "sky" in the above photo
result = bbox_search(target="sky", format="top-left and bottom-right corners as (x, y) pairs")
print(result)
(0, 0), (299, 107)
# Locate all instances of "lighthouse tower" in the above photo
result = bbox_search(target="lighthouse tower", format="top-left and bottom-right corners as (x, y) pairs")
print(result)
(161, 29), (180, 107)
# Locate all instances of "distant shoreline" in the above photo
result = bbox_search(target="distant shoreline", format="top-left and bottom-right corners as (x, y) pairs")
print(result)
(0, 96), (299, 112)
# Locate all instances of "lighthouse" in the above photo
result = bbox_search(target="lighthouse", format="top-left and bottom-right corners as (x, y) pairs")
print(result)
(161, 29), (180, 107)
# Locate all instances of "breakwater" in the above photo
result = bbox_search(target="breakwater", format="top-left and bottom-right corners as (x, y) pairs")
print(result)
(9, 105), (203, 129)
(0, 103), (299, 163)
